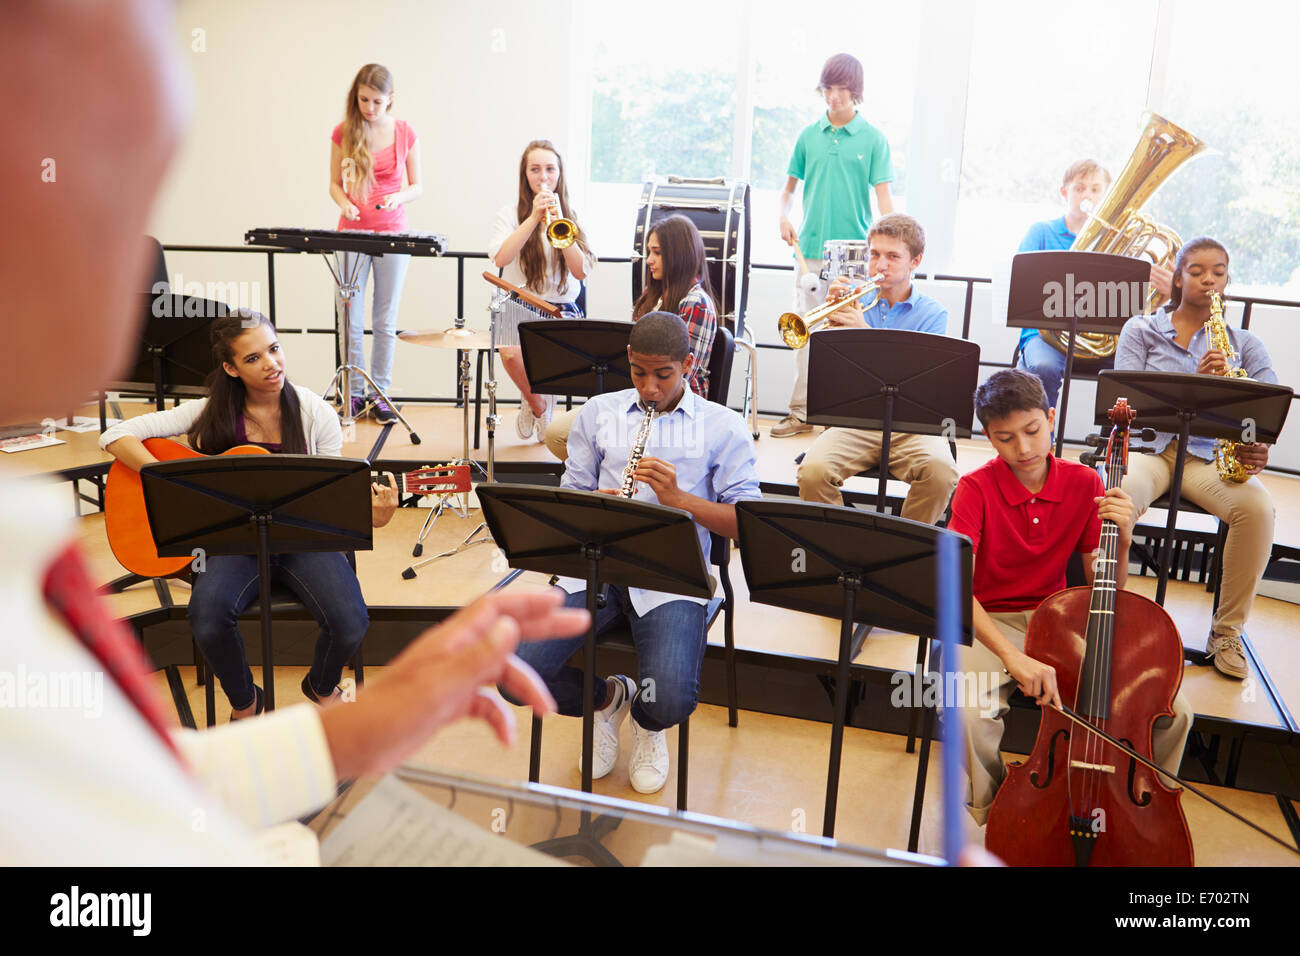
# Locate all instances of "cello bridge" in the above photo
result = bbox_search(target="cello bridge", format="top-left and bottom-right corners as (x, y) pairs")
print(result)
(1069, 760), (1116, 774)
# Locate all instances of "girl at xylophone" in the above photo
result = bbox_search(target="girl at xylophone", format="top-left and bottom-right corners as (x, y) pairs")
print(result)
(101, 311), (399, 718)
(489, 139), (596, 442)
(328, 63), (423, 424)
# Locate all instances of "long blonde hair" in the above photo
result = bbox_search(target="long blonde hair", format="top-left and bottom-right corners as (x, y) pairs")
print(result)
(339, 64), (394, 202)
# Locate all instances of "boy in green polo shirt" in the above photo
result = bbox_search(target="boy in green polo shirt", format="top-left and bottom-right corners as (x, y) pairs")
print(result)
(774, 52), (895, 438)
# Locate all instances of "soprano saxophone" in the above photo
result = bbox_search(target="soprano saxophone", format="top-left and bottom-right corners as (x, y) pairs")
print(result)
(1205, 292), (1252, 483)
(620, 402), (657, 497)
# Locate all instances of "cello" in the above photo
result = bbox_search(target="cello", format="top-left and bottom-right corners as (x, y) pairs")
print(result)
(985, 398), (1194, 867)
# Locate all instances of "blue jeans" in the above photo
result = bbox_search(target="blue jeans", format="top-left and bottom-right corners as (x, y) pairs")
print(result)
(1016, 333), (1066, 409)
(336, 251), (411, 398)
(188, 552), (369, 709)
(505, 588), (708, 732)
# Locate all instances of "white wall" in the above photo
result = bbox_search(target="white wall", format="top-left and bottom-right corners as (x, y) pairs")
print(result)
(152, 0), (1300, 472)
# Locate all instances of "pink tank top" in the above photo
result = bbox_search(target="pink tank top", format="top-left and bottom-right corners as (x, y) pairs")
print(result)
(331, 119), (416, 233)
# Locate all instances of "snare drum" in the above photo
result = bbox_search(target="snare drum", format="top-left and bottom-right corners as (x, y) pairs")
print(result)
(820, 239), (871, 282)
(632, 177), (751, 333)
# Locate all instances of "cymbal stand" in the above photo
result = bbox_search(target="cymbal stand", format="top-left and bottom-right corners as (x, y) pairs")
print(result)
(409, 336), (486, 557)
(321, 251), (422, 444)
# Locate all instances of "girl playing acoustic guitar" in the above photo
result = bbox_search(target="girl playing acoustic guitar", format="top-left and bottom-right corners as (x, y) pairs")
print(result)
(101, 311), (398, 719)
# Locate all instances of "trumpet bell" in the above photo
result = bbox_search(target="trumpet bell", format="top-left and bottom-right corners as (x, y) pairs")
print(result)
(546, 216), (577, 249)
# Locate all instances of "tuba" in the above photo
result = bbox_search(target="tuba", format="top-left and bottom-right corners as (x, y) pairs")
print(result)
(1038, 112), (1209, 360)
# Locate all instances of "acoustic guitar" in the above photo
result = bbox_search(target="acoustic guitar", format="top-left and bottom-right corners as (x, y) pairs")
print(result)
(104, 437), (471, 577)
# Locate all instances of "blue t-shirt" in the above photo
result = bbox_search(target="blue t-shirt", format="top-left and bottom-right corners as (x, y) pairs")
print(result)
(1016, 216), (1075, 346)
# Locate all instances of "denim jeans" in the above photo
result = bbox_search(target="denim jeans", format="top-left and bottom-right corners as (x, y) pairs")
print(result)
(335, 251), (411, 398)
(1016, 333), (1066, 409)
(506, 587), (708, 732)
(188, 552), (369, 709)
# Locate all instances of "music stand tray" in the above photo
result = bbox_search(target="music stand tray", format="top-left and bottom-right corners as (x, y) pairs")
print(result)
(476, 483), (711, 864)
(141, 454), (373, 710)
(519, 319), (635, 398)
(806, 329), (979, 511)
(1006, 250), (1149, 455)
(736, 499), (972, 838)
(1093, 370), (1291, 620)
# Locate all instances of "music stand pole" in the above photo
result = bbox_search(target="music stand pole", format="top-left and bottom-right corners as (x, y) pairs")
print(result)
(1156, 412), (1195, 606)
(1055, 316), (1081, 458)
(321, 252), (423, 444)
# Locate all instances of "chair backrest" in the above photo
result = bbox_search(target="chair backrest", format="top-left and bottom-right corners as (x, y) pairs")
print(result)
(146, 235), (168, 293)
(706, 323), (734, 406)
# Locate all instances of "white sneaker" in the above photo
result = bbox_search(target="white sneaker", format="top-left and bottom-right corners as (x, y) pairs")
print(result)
(1207, 633), (1248, 679)
(579, 675), (634, 779)
(534, 394), (555, 444)
(336, 677), (357, 702)
(515, 401), (535, 440)
(628, 713), (670, 794)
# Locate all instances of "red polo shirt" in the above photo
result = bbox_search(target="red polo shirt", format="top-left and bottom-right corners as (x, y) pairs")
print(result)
(947, 455), (1103, 612)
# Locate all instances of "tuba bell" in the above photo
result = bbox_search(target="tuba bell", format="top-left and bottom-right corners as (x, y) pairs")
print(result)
(1038, 112), (1209, 360)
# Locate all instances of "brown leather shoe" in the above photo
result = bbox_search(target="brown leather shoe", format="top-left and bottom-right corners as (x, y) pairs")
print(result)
(770, 414), (812, 438)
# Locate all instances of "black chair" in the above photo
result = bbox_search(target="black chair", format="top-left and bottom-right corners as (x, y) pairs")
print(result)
(525, 325), (743, 809)
(194, 552), (366, 726)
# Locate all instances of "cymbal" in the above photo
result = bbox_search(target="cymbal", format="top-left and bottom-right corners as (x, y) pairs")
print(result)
(398, 327), (496, 350)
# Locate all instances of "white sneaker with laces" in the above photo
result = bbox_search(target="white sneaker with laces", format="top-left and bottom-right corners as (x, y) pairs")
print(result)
(534, 394), (555, 443)
(516, 401), (535, 440)
(335, 677), (357, 702)
(579, 675), (635, 779)
(628, 713), (670, 794)
(1207, 632), (1248, 679)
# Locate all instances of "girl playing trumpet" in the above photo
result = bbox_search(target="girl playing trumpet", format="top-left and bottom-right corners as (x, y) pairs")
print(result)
(489, 139), (595, 442)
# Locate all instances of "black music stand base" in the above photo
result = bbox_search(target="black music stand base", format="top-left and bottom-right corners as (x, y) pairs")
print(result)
(527, 555), (624, 866)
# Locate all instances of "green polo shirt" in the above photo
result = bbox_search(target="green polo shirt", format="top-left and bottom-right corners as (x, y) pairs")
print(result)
(787, 112), (894, 260)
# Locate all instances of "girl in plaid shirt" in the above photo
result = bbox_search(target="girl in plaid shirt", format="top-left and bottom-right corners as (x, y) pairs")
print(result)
(633, 215), (718, 397)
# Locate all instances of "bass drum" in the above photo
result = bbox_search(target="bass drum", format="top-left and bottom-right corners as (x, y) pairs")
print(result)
(632, 177), (750, 336)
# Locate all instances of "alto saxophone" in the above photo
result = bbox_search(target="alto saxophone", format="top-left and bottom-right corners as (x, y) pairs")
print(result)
(1205, 292), (1252, 483)
(620, 401), (657, 497)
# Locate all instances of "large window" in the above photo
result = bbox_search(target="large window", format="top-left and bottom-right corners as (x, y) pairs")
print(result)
(952, 0), (1159, 277)
(1150, 0), (1300, 294)
(580, 0), (919, 266)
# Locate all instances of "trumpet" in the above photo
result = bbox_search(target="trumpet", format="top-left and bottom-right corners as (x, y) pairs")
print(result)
(778, 273), (884, 349)
(541, 188), (577, 249)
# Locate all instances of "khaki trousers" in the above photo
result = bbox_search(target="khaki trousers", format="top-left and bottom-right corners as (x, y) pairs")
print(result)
(1122, 441), (1274, 640)
(961, 609), (1193, 825)
(544, 407), (580, 462)
(796, 428), (958, 525)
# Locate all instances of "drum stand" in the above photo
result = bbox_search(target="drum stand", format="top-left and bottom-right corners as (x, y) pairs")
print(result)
(736, 326), (760, 440)
(401, 295), (507, 574)
(321, 251), (422, 444)
(408, 340), (488, 559)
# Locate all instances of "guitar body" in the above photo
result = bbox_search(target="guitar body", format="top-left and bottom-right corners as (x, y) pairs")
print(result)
(104, 438), (269, 577)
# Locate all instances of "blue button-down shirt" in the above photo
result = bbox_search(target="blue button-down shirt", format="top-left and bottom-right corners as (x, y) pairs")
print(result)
(558, 387), (761, 615)
(853, 286), (949, 334)
(1114, 307), (1278, 460)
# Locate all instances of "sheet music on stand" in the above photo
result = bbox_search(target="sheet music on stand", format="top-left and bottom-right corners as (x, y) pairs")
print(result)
(310, 766), (941, 868)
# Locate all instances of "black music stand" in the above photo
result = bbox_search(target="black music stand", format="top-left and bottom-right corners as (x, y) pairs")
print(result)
(518, 319), (634, 399)
(806, 329), (980, 512)
(140, 454), (373, 710)
(736, 500), (972, 839)
(107, 292), (228, 413)
(476, 484), (711, 865)
(1094, 371), (1291, 627)
(1007, 251), (1149, 456)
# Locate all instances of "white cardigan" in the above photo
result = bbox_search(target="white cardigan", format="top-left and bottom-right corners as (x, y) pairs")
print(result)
(99, 383), (342, 455)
